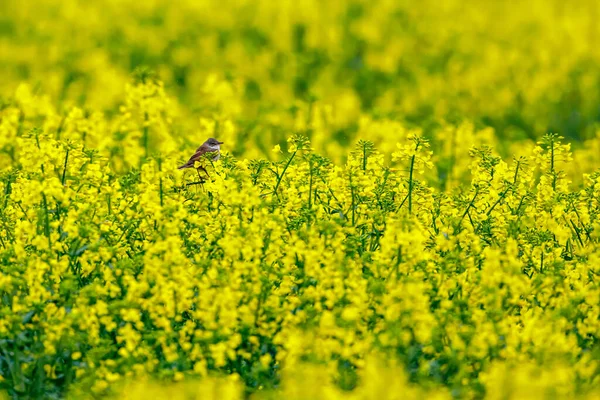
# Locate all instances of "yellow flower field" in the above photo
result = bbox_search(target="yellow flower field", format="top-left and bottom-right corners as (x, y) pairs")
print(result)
(1, 0), (600, 399)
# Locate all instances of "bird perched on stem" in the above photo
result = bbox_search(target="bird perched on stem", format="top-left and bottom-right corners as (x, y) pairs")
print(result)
(178, 137), (223, 178)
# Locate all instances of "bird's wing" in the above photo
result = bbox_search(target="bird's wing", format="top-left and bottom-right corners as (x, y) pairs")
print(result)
(179, 144), (217, 169)
(188, 145), (216, 163)
(196, 143), (215, 153)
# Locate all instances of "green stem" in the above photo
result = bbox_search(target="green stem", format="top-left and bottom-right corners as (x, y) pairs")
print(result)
(568, 218), (584, 247)
(158, 157), (164, 207)
(273, 151), (297, 196)
(550, 140), (554, 174)
(351, 184), (356, 226)
(486, 188), (509, 215)
(41, 193), (51, 249)
(3, 177), (12, 209)
(61, 149), (69, 185)
(308, 160), (313, 209)
(387, 246), (402, 280)
(513, 160), (521, 184)
(457, 188), (479, 229)
(159, 178), (164, 207)
(408, 154), (415, 214)
(573, 208), (592, 242)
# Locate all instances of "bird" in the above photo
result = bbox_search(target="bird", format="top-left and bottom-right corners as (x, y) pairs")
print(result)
(178, 137), (224, 170)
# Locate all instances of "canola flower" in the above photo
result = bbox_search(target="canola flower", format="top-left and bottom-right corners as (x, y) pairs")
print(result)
(1, 0), (600, 399)
(0, 80), (599, 398)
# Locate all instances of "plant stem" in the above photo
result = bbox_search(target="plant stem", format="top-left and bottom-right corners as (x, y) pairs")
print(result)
(408, 154), (415, 214)
(487, 188), (509, 215)
(273, 151), (297, 196)
(308, 159), (313, 209)
(61, 149), (69, 185)
(457, 188), (479, 230)
(158, 157), (164, 207)
(513, 160), (521, 184)
(41, 193), (51, 249)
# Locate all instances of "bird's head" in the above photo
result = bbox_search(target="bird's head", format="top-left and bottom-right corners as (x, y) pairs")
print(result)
(205, 137), (224, 149)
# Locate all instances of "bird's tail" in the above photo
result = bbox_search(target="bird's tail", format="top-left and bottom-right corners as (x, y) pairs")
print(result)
(178, 163), (191, 170)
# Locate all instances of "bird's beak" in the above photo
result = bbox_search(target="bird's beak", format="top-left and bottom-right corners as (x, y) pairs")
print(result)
(218, 141), (224, 145)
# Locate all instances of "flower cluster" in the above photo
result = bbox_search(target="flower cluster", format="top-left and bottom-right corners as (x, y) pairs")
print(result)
(1, 0), (600, 399)
(1, 95), (599, 397)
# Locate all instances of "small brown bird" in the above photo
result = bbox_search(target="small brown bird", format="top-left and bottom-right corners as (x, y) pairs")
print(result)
(178, 138), (224, 170)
